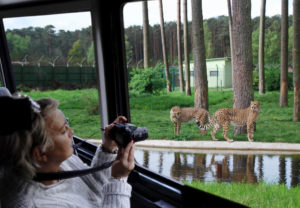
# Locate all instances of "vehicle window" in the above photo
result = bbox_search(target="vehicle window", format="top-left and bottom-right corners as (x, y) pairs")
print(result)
(0, 64), (4, 86)
(3, 12), (102, 139)
(123, 0), (298, 205)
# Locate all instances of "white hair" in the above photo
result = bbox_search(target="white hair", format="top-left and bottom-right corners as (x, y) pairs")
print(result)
(0, 97), (58, 179)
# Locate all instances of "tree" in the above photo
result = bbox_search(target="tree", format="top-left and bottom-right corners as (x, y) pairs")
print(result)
(68, 39), (85, 65)
(177, 0), (184, 92)
(87, 43), (95, 66)
(183, 0), (191, 95)
(265, 20), (281, 63)
(44, 25), (56, 58)
(288, 25), (293, 64)
(206, 16), (230, 58)
(57, 29), (77, 64)
(293, 0), (300, 121)
(125, 34), (133, 63)
(227, 0), (234, 60)
(280, 0), (289, 107)
(142, 1), (150, 68)
(252, 28), (260, 64)
(259, 0), (266, 94)
(192, 0), (209, 110)
(232, 0), (254, 135)
(126, 26), (143, 66)
(78, 26), (93, 56)
(6, 33), (31, 60)
(203, 21), (213, 58)
(159, 0), (171, 92)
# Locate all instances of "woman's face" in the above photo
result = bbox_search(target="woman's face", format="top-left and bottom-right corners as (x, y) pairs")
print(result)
(45, 109), (74, 163)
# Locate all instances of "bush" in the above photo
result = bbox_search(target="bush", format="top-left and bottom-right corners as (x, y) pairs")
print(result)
(17, 84), (31, 92)
(129, 63), (165, 95)
(253, 65), (293, 91)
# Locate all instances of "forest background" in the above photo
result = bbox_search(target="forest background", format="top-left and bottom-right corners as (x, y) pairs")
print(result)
(5, 15), (293, 68)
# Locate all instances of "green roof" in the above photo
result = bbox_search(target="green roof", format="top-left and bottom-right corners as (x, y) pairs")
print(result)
(206, 57), (231, 62)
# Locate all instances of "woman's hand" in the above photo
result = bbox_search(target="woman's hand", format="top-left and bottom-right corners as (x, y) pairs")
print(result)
(111, 140), (135, 179)
(102, 116), (127, 152)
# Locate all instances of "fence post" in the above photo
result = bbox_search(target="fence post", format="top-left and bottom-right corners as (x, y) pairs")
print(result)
(216, 64), (219, 91)
(21, 65), (24, 85)
(66, 66), (69, 85)
(80, 66), (82, 88)
(37, 56), (43, 88)
(220, 80), (222, 91)
(37, 65), (40, 87)
(52, 66), (55, 87)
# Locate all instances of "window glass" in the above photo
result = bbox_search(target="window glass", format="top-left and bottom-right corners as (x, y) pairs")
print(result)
(209, 71), (218, 77)
(3, 12), (102, 139)
(123, 0), (298, 204)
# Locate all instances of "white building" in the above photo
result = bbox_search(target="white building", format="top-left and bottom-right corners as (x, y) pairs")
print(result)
(186, 57), (232, 88)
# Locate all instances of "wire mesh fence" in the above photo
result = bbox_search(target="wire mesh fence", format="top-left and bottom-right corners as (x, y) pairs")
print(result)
(13, 65), (97, 90)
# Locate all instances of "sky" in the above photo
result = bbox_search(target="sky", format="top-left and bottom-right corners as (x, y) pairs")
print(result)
(3, 0), (293, 31)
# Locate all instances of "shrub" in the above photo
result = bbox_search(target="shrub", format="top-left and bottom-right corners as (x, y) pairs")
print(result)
(253, 69), (259, 90)
(253, 65), (293, 91)
(17, 84), (31, 92)
(129, 63), (165, 95)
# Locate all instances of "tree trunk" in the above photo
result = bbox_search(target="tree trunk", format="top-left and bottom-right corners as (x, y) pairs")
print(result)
(227, 0), (234, 61)
(192, 0), (209, 110)
(279, 156), (286, 184)
(177, 0), (184, 92)
(280, 0), (289, 107)
(142, 1), (150, 69)
(159, 0), (171, 92)
(183, 0), (191, 96)
(259, 0), (266, 94)
(227, 0), (234, 93)
(232, 0), (254, 135)
(293, 0), (300, 121)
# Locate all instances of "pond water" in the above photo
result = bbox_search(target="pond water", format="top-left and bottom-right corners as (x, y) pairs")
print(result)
(135, 148), (300, 188)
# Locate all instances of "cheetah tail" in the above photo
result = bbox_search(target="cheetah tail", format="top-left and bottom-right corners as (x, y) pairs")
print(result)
(196, 115), (213, 130)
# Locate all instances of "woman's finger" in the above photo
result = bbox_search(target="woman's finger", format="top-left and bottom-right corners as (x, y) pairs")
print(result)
(115, 147), (124, 160)
(114, 116), (127, 123)
(127, 143), (135, 164)
(104, 124), (111, 136)
(123, 140), (134, 159)
(104, 123), (114, 131)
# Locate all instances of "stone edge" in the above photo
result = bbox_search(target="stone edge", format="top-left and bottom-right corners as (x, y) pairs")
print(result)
(87, 139), (300, 152)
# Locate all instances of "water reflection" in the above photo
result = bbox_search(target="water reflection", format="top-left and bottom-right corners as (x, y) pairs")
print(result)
(135, 148), (300, 187)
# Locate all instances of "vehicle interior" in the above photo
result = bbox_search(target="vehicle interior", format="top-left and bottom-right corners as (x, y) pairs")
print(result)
(0, 0), (246, 207)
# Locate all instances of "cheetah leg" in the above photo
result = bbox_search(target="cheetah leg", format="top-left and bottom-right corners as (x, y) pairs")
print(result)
(247, 124), (254, 142)
(211, 123), (221, 141)
(198, 121), (207, 135)
(175, 122), (181, 135)
(174, 123), (178, 135)
(222, 122), (233, 142)
(199, 130), (207, 135)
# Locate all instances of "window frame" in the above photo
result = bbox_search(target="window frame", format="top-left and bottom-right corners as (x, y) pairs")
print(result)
(210, 70), (219, 77)
(0, 1), (247, 207)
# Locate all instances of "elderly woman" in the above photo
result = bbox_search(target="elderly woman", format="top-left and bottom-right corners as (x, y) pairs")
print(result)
(0, 90), (135, 208)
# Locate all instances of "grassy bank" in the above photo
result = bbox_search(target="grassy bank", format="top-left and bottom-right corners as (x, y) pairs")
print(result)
(184, 181), (300, 208)
(26, 89), (300, 143)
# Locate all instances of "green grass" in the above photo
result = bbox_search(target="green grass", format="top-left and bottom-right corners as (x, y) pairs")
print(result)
(184, 181), (300, 208)
(25, 89), (300, 142)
